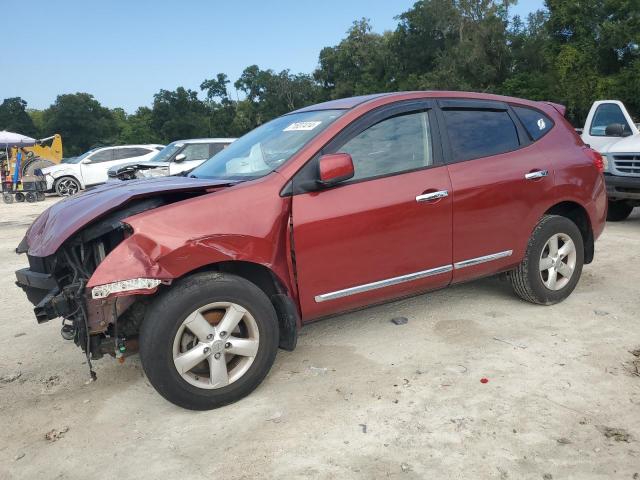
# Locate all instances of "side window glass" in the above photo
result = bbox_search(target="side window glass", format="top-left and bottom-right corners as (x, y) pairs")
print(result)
(338, 111), (433, 181)
(209, 143), (230, 157)
(442, 109), (520, 162)
(89, 149), (113, 163)
(590, 103), (632, 136)
(116, 148), (138, 160)
(513, 106), (554, 141)
(181, 144), (211, 161)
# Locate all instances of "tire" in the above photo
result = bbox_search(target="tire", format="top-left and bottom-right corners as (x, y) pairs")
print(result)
(14, 192), (25, 202)
(25, 192), (36, 203)
(509, 215), (584, 305)
(54, 176), (80, 197)
(606, 200), (633, 222)
(2, 193), (13, 204)
(36, 191), (46, 201)
(139, 272), (279, 410)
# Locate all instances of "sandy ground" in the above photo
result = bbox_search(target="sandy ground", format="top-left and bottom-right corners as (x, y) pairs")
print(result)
(0, 197), (639, 480)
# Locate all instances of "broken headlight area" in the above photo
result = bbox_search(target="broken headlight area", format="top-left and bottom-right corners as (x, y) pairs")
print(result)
(14, 197), (169, 374)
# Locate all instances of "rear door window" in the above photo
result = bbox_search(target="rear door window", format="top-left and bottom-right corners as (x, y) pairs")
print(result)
(589, 103), (632, 136)
(442, 109), (520, 162)
(513, 106), (554, 141)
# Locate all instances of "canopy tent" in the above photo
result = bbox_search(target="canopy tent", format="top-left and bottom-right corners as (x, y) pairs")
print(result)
(0, 130), (36, 147)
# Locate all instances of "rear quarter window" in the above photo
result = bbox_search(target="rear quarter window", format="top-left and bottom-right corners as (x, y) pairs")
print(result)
(442, 109), (520, 162)
(513, 106), (554, 141)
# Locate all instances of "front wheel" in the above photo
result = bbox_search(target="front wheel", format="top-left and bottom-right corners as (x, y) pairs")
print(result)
(606, 200), (633, 222)
(139, 272), (279, 410)
(509, 215), (584, 305)
(54, 176), (80, 196)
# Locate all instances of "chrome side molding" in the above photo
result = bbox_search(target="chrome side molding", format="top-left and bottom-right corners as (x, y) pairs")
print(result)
(314, 250), (513, 303)
(453, 250), (513, 269)
(314, 264), (453, 303)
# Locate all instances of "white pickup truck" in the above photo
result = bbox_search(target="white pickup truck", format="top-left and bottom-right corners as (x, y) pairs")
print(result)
(581, 100), (640, 221)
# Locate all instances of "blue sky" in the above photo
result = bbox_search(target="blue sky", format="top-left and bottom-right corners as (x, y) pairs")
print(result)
(2, 0), (545, 112)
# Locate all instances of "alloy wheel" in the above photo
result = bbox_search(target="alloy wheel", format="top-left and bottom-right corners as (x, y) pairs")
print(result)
(57, 178), (79, 196)
(539, 233), (576, 291)
(172, 302), (260, 390)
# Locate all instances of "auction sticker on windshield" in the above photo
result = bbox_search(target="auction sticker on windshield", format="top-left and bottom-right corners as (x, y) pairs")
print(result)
(283, 121), (322, 132)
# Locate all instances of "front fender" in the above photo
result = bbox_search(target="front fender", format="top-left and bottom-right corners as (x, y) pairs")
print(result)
(86, 176), (294, 297)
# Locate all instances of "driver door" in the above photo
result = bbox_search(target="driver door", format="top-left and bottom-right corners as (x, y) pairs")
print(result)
(80, 148), (115, 186)
(291, 102), (453, 320)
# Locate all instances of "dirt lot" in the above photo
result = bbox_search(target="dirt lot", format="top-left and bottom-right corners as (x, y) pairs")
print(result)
(1, 197), (639, 479)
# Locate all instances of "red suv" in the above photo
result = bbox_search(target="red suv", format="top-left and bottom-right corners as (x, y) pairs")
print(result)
(15, 91), (607, 410)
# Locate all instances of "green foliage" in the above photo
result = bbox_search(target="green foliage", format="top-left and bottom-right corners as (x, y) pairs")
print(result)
(2, 0), (639, 155)
(0, 97), (39, 137)
(42, 93), (118, 155)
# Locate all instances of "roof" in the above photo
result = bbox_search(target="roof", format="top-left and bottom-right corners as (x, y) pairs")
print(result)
(291, 93), (394, 113)
(169, 138), (237, 144)
(290, 91), (563, 115)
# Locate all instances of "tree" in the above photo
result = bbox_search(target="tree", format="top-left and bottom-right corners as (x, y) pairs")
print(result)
(315, 19), (393, 98)
(151, 87), (210, 142)
(42, 93), (118, 155)
(0, 97), (39, 137)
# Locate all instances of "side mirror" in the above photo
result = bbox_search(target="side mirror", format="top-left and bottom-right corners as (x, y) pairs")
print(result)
(174, 153), (187, 163)
(605, 123), (626, 137)
(317, 153), (354, 187)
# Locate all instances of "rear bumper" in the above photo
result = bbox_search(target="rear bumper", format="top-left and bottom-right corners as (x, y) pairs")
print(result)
(605, 174), (640, 201)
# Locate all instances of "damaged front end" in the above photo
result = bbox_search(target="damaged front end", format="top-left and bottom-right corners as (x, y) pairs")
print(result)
(15, 198), (170, 373)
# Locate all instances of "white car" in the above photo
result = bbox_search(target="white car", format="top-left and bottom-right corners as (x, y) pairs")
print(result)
(107, 138), (236, 181)
(42, 144), (164, 196)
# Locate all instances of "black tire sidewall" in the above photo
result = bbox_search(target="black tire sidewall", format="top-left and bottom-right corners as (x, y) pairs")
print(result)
(606, 201), (633, 221)
(139, 272), (279, 410)
(525, 216), (584, 305)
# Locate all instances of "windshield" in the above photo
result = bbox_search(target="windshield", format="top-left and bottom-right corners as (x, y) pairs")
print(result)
(191, 109), (343, 180)
(149, 142), (184, 163)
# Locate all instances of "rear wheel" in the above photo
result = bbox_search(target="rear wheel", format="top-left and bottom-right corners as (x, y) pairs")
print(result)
(509, 215), (584, 305)
(606, 200), (633, 222)
(14, 192), (25, 202)
(139, 272), (279, 410)
(2, 193), (13, 204)
(25, 192), (36, 203)
(54, 176), (80, 196)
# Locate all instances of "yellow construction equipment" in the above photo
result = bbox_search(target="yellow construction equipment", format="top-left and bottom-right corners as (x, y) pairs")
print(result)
(10, 134), (63, 176)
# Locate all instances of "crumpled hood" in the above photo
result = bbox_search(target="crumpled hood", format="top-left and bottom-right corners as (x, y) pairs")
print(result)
(109, 161), (169, 175)
(21, 176), (231, 257)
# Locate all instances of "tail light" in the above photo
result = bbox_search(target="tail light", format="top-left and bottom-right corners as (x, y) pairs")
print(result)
(585, 148), (604, 172)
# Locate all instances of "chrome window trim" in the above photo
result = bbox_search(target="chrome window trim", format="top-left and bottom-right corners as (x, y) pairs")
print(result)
(453, 250), (513, 269)
(314, 265), (453, 303)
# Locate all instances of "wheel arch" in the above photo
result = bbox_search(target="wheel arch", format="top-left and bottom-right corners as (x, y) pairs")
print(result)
(544, 201), (594, 264)
(179, 260), (299, 351)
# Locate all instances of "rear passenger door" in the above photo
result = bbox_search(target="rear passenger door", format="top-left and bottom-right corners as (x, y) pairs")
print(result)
(437, 100), (556, 283)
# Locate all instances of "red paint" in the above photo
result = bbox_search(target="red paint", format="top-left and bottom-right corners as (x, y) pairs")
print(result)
(318, 153), (354, 184)
(19, 91), (607, 327)
(480, 378), (489, 384)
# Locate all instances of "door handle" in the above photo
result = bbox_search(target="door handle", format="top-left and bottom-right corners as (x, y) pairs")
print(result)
(525, 169), (549, 180)
(416, 190), (449, 203)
